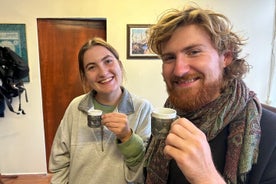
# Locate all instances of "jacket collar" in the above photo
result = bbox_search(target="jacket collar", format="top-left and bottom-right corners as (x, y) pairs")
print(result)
(78, 86), (134, 114)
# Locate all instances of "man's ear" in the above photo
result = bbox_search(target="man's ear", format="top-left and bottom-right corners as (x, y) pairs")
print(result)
(223, 51), (233, 67)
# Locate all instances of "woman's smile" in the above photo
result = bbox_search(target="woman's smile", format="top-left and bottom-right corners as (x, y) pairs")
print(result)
(99, 76), (114, 84)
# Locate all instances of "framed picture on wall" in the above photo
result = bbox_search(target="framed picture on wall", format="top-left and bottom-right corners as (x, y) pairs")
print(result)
(0, 24), (29, 82)
(126, 24), (159, 59)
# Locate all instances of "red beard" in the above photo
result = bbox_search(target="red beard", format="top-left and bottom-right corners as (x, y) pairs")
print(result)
(167, 76), (223, 112)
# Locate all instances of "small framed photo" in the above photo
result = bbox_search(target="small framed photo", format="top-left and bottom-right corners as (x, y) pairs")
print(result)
(0, 24), (29, 81)
(127, 24), (158, 59)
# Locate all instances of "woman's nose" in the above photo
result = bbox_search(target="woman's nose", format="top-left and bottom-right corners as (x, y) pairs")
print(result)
(98, 65), (108, 76)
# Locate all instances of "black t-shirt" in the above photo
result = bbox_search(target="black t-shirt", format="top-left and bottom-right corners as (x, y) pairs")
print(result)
(167, 126), (228, 184)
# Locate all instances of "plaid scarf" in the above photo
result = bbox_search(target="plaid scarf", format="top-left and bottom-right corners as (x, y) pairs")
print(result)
(145, 79), (262, 184)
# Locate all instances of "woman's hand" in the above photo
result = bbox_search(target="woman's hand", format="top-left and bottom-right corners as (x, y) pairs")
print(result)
(101, 112), (132, 143)
(164, 118), (225, 184)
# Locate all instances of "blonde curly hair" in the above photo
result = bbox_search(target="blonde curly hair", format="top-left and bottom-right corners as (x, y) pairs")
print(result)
(147, 5), (250, 86)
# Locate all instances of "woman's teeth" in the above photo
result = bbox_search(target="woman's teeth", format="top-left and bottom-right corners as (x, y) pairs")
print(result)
(100, 77), (113, 83)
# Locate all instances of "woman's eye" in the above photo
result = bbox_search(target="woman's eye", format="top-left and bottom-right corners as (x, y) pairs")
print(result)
(105, 59), (113, 64)
(87, 65), (95, 71)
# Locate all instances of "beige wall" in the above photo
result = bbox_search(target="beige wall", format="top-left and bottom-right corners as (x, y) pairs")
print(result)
(0, 0), (274, 174)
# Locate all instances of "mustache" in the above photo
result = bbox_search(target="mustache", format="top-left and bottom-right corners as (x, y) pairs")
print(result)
(169, 73), (203, 83)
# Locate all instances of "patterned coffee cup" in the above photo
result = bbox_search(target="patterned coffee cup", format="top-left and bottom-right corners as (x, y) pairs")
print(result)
(151, 107), (177, 138)
(87, 109), (102, 128)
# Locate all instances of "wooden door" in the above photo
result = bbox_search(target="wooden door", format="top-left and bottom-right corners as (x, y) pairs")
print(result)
(37, 18), (106, 169)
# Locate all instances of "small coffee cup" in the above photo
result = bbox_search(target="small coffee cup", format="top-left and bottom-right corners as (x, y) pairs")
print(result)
(87, 109), (103, 128)
(151, 107), (177, 138)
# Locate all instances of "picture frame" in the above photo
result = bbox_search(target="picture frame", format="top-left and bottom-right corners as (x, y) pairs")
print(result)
(0, 24), (29, 82)
(127, 24), (159, 59)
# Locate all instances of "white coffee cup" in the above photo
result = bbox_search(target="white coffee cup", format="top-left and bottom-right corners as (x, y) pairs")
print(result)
(151, 107), (177, 138)
(87, 109), (103, 128)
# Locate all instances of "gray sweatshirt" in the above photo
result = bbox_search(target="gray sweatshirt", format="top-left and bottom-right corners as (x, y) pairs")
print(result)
(49, 88), (152, 184)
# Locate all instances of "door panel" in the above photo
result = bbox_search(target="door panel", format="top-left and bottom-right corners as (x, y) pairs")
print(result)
(37, 18), (106, 169)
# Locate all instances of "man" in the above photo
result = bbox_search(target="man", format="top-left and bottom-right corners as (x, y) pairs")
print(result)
(144, 5), (276, 184)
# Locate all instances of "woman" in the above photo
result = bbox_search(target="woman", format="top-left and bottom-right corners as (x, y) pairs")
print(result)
(49, 37), (152, 184)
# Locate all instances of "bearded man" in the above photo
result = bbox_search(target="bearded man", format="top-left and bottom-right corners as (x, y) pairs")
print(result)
(144, 5), (276, 184)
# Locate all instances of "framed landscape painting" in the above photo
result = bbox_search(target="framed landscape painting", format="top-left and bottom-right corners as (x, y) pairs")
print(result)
(127, 24), (158, 59)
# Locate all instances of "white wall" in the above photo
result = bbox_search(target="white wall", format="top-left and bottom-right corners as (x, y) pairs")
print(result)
(0, 0), (274, 175)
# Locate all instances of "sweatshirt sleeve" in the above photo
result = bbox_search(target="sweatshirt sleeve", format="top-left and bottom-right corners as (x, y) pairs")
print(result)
(117, 94), (152, 183)
(117, 132), (145, 167)
(117, 133), (146, 184)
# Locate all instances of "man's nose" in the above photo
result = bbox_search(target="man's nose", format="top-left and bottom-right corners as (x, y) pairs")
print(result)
(173, 56), (190, 76)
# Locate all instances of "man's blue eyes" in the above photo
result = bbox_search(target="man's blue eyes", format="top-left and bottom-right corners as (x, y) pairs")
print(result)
(162, 56), (175, 61)
(161, 50), (201, 63)
(162, 50), (201, 60)
(188, 50), (200, 55)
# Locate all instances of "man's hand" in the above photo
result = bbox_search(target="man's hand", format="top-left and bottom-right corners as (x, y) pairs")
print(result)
(164, 118), (225, 184)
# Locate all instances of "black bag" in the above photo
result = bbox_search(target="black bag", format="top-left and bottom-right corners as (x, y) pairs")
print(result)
(0, 46), (29, 116)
